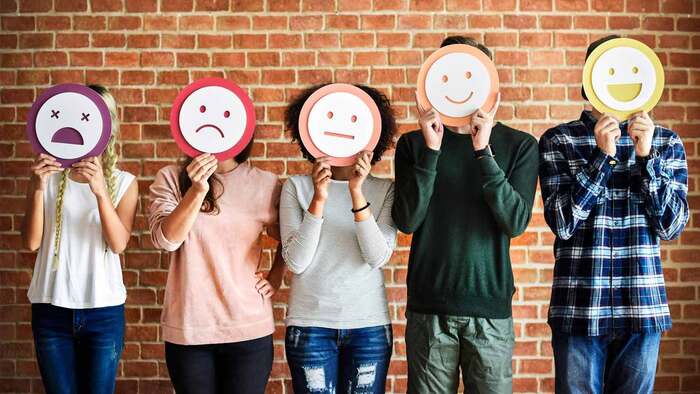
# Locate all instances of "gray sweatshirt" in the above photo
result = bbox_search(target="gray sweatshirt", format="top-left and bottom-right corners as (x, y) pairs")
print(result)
(280, 175), (397, 329)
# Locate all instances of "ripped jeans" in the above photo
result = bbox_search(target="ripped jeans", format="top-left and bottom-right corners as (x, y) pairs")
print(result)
(285, 325), (393, 394)
(31, 303), (125, 394)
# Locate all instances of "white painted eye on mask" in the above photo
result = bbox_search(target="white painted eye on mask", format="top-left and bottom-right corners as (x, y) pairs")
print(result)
(583, 38), (664, 120)
(298, 84), (382, 167)
(171, 78), (256, 161)
(27, 84), (112, 167)
(417, 44), (499, 127)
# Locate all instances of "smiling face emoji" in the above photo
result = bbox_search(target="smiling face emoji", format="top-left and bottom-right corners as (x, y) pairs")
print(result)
(26, 84), (112, 167)
(417, 44), (499, 127)
(171, 78), (256, 160)
(583, 38), (664, 120)
(298, 84), (381, 166)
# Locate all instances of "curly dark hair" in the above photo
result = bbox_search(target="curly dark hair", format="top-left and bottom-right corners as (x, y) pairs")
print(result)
(285, 83), (396, 165)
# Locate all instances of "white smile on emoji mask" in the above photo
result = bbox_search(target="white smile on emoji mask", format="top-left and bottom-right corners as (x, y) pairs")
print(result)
(591, 46), (656, 111)
(425, 52), (491, 118)
(35, 92), (103, 159)
(307, 92), (374, 158)
(179, 86), (247, 154)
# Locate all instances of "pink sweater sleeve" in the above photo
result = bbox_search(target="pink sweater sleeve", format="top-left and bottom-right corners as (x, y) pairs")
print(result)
(148, 166), (183, 252)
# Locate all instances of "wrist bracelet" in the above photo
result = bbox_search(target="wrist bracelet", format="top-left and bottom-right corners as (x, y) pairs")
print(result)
(351, 201), (371, 213)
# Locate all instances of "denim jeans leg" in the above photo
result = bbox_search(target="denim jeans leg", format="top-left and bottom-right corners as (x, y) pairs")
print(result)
(75, 304), (125, 394)
(604, 333), (661, 394)
(31, 304), (78, 394)
(551, 331), (606, 394)
(285, 326), (339, 393)
(337, 325), (393, 394)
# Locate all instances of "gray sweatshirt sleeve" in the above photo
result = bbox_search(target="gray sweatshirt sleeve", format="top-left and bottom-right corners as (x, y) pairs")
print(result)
(279, 178), (323, 274)
(354, 182), (397, 269)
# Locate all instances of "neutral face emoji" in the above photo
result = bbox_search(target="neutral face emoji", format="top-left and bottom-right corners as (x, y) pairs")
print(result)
(306, 91), (375, 158)
(178, 85), (247, 154)
(591, 46), (656, 111)
(425, 52), (492, 118)
(34, 91), (104, 160)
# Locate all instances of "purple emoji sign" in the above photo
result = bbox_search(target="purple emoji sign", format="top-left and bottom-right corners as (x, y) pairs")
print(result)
(26, 84), (112, 167)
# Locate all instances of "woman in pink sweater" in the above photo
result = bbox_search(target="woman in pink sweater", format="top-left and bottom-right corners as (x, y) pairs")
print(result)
(147, 141), (285, 394)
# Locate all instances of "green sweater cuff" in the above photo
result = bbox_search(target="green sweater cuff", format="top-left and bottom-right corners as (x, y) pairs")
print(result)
(477, 155), (503, 179)
(418, 147), (440, 171)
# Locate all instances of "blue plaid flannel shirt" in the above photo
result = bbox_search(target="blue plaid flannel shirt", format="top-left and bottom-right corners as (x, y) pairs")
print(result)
(539, 111), (689, 336)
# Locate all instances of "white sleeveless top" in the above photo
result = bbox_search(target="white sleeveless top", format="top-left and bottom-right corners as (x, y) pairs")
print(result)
(27, 169), (135, 309)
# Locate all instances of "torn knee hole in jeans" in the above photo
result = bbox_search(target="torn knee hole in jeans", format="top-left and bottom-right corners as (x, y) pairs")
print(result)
(356, 363), (377, 388)
(303, 366), (333, 393)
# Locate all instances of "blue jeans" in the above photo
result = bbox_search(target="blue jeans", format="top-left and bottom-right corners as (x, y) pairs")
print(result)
(31, 303), (125, 394)
(551, 331), (661, 394)
(285, 325), (393, 394)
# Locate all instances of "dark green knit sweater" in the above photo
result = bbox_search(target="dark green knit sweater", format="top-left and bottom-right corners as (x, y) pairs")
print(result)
(392, 123), (539, 318)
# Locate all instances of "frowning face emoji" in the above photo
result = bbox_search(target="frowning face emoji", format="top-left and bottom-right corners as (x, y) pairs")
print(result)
(298, 84), (381, 166)
(417, 44), (499, 127)
(26, 84), (112, 167)
(583, 38), (664, 120)
(170, 78), (256, 160)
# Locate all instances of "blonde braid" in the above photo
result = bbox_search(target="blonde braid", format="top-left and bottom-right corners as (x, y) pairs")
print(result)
(102, 135), (118, 204)
(51, 170), (68, 270)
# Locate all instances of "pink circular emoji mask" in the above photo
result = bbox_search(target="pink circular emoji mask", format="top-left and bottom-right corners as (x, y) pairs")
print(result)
(298, 84), (382, 167)
(417, 44), (499, 127)
(170, 78), (256, 161)
(26, 84), (112, 167)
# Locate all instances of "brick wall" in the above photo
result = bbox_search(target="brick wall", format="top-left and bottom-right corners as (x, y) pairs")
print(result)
(1, 0), (698, 393)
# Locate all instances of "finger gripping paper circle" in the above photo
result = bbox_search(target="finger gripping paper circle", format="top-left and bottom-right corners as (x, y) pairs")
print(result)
(170, 78), (256, 161)
(26, 84), (112, 167)
(417, 44), (499, 127)
(298, 83), (382, 167)
(583, 38), (664, 120)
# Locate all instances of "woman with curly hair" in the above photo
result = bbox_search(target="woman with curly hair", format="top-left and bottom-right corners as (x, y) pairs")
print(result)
(280, 83), (398, 394)
(23, 85), (138, 394)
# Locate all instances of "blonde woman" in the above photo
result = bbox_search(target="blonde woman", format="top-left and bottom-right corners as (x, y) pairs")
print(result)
(22, 85), (138, 394)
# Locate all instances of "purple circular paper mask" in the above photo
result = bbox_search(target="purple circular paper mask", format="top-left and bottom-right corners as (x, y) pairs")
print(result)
(26, 84), (112, 167)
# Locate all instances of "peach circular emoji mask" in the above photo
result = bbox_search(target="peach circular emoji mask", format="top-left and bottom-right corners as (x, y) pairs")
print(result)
(26, 84), (112, 167)
(170, 78), (255, 160)
(417, 44), (499, 127)
(298, 84), (381, 166)
(583, 38), (664, 120)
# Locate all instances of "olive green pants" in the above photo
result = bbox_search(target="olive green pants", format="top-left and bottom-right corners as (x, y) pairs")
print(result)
(405, 311), (514, 394)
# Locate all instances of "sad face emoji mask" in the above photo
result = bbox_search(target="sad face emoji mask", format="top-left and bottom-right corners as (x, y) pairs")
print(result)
(170, 78), (256, 160)
(416, 44), (499, 127)
(298, 84), (382, 166)
(26, 84), (112, 167)
(583, 38), (664, 120)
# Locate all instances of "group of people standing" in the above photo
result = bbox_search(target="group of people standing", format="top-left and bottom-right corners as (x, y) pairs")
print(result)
(22, 34), (688, 394)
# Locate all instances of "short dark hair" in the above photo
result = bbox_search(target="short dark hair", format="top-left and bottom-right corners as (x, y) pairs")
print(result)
(285, 83), (396, 165)
(581, 34), (621, 101)
(440, 36), (493, 60)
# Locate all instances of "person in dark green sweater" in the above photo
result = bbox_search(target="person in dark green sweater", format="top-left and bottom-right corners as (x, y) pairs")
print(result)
(392, 36), (539, 393)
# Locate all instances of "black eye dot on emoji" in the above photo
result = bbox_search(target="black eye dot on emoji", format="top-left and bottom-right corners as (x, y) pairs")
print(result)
(632, 66), (639, 74)
(351, 115), (357, 123)
(442, 75), (448, 83)
(608, 68), (615, 76)
(465, 71), (472, 79)
(81, 112), (90, 122)
(224, 110), (230, 118)
(327, 111), (333, 119)
(199, 105), (206, 113)
(50, 110), (60, 119)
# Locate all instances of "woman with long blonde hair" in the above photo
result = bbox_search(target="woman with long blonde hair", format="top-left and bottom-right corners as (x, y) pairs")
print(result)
(22, 85), (138, 394)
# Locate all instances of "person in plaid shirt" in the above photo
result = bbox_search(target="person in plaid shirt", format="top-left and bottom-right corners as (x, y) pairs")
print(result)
(539, 35), (689, 394)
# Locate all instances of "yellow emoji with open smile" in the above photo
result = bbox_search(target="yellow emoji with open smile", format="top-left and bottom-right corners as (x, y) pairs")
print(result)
(583, 38), (664, 120)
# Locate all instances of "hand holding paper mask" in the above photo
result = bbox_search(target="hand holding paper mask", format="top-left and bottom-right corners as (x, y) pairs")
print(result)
(414, 91), (444, 151)
(628, 111), (655, 157)
(170, 78), (255, 161)
(593, 114), (622, 157)
(298, 84), (382, 167)
(582, 38), (664, 121)
(470, 93), (501, 151)
(416, 44), (500, 127)
(26, 84), (112, 167)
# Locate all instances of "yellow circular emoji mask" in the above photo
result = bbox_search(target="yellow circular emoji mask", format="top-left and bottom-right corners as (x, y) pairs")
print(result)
(582, 38), (664, 120)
